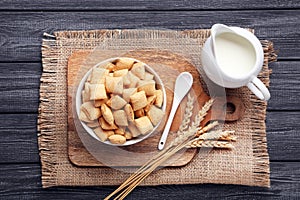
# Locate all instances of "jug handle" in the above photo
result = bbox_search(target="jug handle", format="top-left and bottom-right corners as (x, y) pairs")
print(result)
(247, 77), (270, 101)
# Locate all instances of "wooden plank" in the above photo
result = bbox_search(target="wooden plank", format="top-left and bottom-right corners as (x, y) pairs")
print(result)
(0, 0), (299, 10)
(0, 11), (298, 62)
(0, 63), (41, 113)
(0, 111), (299, 164)
(268, 61), (300, 110)
(0, 61), (299, 113)
(0, 162), (299, 199)
(0, 114), (39, 163)
(266, 112), (300, 161)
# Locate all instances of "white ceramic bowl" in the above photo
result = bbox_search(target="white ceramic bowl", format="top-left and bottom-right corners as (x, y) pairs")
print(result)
(76, 57), (167, 146)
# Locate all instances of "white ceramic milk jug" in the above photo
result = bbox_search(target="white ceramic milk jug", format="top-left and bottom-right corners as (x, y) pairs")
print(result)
(201, 24), (270, 101)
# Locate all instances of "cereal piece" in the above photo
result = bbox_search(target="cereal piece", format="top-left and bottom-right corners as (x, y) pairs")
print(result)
(130, 91), (148, 111)
(131, 62), (145, 79)
(134, 109), (145, 118)
(94, 127), (114, 142)
(144, 95), (157, 112)
(115, 128), (125, 135)
(106, 95), (127, 110)
(93, 98), (108, 107)
(138, 80), (156, 96)
(99, 117), (118, 130)
(147, 95), (157, 104)
(134, 116), (154, 135)
(123, 72), (131, 86)
(83, 82), (91, 101)
(124, 104), (134, 122)
(113, 110), (128, 126)
(82, 90), (89, 103)
(94, 127), (107, 142)
(128, 71), (140, 88)
(124, 131), (133, 140)
(123, 88), (137, 102)
(154, 89), (163, 107)
(103, 62), (116, 72)
(89, 84), (107, 100)
(81, 102), (101, 120)
(113, 69), (128, 77)
(108, 134), (126, 144)
(85, 82), (91, 92)
(105, 130), (115, 137)
(147, 105), (164, 126)
(114, 58), (135, 71)
(101, 104), (114, 125)
(105, 76), (123, 94)
(128, 122), (141, 137)
(86, 120), (100, 128)
(90, 68), (109, 84)
(144, 72), (154, 80)
(79, 109), (94, 123)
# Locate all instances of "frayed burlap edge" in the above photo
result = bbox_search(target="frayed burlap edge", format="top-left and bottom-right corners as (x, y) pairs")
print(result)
(251, 40), (276, 187)
(38, 29), (276, 188)
(38, 33), (59, 187)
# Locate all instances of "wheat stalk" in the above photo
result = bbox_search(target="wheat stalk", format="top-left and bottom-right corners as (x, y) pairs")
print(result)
(168, 99), (214, 148)
(104, 98), (237, 200)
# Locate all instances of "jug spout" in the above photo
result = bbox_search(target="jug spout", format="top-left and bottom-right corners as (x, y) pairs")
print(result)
(211, 24), (234, 36)
(210, 24), (236, 57)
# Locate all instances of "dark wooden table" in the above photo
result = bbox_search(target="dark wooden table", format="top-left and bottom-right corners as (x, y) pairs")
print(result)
(0, 1), (299, 199)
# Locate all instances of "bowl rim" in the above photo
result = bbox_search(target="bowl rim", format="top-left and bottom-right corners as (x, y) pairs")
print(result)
(75, 57), (167, 146)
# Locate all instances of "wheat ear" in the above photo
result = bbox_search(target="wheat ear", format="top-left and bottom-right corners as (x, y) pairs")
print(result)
(219, 134), (237, 142)
(105, 99), (215, 200)
(196, 99), (214, 126)
(198, 130), (235, 140)
(177, 94), (194, 135)
(195, 121), (219, 137)
(186, 140), (234, 149)
(168, 99), (214, 148)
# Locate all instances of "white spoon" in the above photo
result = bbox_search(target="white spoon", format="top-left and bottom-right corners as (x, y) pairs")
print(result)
(158, 72), (193, 150)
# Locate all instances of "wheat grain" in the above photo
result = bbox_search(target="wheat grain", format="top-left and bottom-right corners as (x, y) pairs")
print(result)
(195, 121), (219, 137)
(219, 135), (237, 142)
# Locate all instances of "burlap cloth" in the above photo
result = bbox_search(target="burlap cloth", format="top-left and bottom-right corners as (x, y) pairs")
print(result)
(38, 29), (276, 188)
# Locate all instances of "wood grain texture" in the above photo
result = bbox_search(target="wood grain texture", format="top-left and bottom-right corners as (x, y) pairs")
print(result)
(0, 63), (41, 113)
(1, 61), (299, 113)
(0, 111), (299, 164)
(268, 61), (300, 111)
(0, 11), (299, 62)
(0, 114), (39, 163)
(0, 0), (299, 10)
(0, 162), (299, 199)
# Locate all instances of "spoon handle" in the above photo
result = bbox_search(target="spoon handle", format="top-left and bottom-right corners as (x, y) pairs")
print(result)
(158, 72), (193, 150)
(158, 98), (180, 150)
